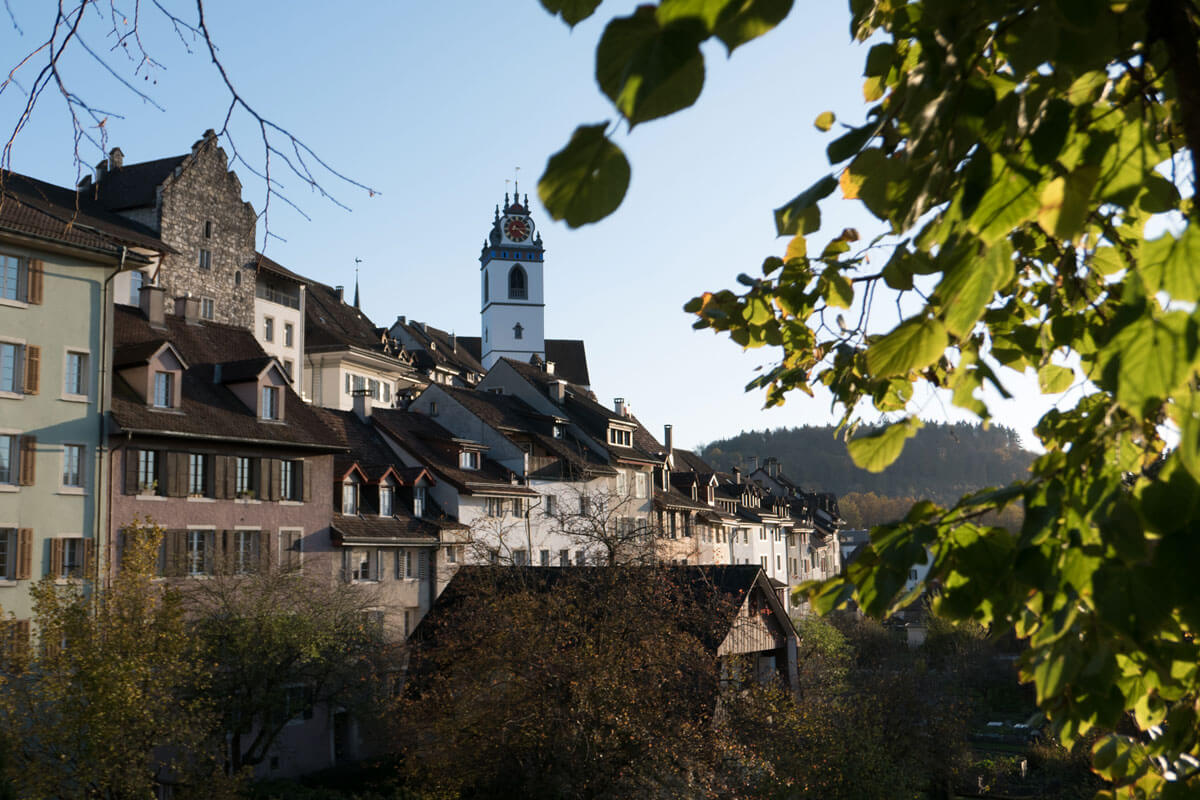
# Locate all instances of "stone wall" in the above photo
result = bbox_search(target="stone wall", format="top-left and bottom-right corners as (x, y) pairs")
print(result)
(156, 132), (258, 329)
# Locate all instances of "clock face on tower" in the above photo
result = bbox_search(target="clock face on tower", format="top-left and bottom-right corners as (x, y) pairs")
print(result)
(504, 216), (531, 242)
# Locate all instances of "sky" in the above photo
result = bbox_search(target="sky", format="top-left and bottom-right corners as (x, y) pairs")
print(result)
(0, 1), (1062, 451)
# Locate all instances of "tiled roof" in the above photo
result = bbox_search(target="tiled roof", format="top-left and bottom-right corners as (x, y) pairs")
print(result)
(672, 448), (717, 475)
(392, 320), (485, 378)
(654, 487), (713, 513)
(371, 409), (536, 496)
(1, 171), (168, 256)
(216, 357), (274, 383)
(83, 154), (187, 211)
(304, 280), (415, 376)
(311, 407), (412, 485)
(254, 251), (308, 285)
(332, 514), (459, 544)
(112, 340), (171, 369)
(460, 337), (591, 387)
(110, 305), (342, 450)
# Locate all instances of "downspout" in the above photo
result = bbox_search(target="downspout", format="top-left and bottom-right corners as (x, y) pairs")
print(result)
(96, 247), (126, 590)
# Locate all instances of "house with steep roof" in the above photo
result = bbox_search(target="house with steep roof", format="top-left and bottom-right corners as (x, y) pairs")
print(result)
(0, 170), (168, 640)
(386, 316), (485, 388)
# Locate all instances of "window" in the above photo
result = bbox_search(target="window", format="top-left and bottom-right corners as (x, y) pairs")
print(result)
(264, 317), (274, 342)
(342, 479), (359, 514)
(198, 249), (211, 270)
(234, 531), (260, 574)
(402, 550), (414, 579)
(552, 424), (563, 439)
(410, 486), (424, 518)
(760, 556), (768, 569)
(187, 530), (210, 576)
(203, 220), (213, 238)
(280, 685), (314, 723)
(616, 471), (628, 496)
(759, 528), (766, 540)
(283, 359), (293, 380)
(607, 427), (632, 447)
(512, 498), (525, 517)
(508, 265), (527, 299)
(62, 444), (85, 489)
(486, 497), (504, 517)
(446, 545), (458, 564)
(284, 322), (294, 348)
(235, 456), (255, 497)
(459, 451), (479, 470)
(575, 550), (586, 566)
(540, 549), (550, 566)
(351, 549), (376, 581)
(634, 472), (648, 499)
(0, 342), (22, 393)
(513, 323), (523, 340)
(55, 537), (82, 579)
(0, 435), (14, 484)
(0, 254), (28, 302)
(579, 495), (590, 515)
(543, 494), (557, 516)
(558, 549), (568, 567)
(282, 460), (305, 501)
(138, 449), (158, 493)
(483, 272), (489, 302)
(153, 372), (173, 408)
(261, 386), (279, 420)
(128, 270), (145, 305)
(188, 453), (207, 496)
(200, 297), (215, 320)
(64, 351), (87, 397)
(380, 484), (395, 517)
(513, 549), (528, 566)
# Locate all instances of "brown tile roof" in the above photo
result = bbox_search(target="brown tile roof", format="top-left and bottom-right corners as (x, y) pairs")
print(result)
(110, 305), (342, 450)
(371, 409), (537, 497)
(459, 337), (591, 386)
(254, 251), (308, 285)
(332, 514), (458, 544)
(392, 320), (485, 378)
(654, 487), (714, 513)
(1, 172), (169, 257)
(304, 281), (418, 381)
(82, 154), (187, 211)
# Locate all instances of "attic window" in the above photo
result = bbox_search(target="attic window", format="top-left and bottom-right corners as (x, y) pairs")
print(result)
(553, 424), (564, 439)
(607, 428), (632, 447)
(153, 372), (174, 408)
(261, 386), (279, 420)
(459, 451), (479, 470)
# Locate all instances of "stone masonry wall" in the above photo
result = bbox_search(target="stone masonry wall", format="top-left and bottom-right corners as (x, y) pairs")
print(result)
(156, 132), (258, 329)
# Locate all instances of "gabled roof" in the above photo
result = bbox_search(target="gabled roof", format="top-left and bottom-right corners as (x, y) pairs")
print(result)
(110, 305), (341, 450)
(254, 251), (308, 285)
(112, 340), (188, 370)
(215, 356), (278, 384)
(371, 409), (537, 497)
(391, 319), (485, 379)
(81, 154), (188, 211)
(1, 171), (169, 257)
(304, 280), (418, 376)
(312, 407), (437, 487)
(459, 337), (591, 387)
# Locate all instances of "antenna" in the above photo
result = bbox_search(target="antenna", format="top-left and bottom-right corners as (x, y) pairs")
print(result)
(514, 165), (520, 197)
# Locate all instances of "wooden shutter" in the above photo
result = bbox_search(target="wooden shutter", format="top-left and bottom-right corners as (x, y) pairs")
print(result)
(22, 345), (38, 395)
(49, 538), (63, 578)
(265, 459), (280, 502)
(15, 529), (32, 580)
(212, 455), (227, 499)
(418, 550), (428, 580)
(83, 537), (95, 577)
(221, 456), (236, 499)
(18, 436), (35, 486)
(301, 459), (311, 502)
(283, 531), (301, 572)
(341, 549), (352, 583)
(259, 531), (272, 573)
(167, 452), (187, 497)
(26, 260), (43, 305)
(124, 448), (139, 494)
(163, 530), (184, 578)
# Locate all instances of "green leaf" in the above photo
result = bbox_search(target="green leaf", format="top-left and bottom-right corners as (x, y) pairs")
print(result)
(967, 155), (1039, 245)
(936, 243), (1010, 338)
(866, 316), (949, 377)
(711, 0), (793, 52)
(1036, 166), (1099, 240)
(848, 417), (923, 473)
(539, 124), (631, 227)
(827, 123), (875, 164)
(1103, 313), (1199, 413)
(596, 8), (707, 127)
(1038, 364), (1074, 394)
(814, 110), (835, 131)
(822, 271), (853, 309)
(773, 175), (836, 235)
(1029, 99), (1073, 166)
(1065, 70), (1106, 105)
(1139, 226), (1200, 303)
(539, 0), (603, 26)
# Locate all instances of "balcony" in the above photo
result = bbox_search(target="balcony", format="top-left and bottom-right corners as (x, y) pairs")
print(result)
(256, 284), (300, 309)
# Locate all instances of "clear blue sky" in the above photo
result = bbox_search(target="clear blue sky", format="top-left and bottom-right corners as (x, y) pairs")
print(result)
(1, 2), (1058, 451)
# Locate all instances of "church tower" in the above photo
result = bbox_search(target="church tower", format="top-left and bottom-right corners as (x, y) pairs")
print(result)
(480, 191), (545, 370)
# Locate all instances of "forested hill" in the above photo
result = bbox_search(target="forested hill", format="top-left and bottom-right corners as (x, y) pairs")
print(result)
(699, 423), (1035, 506)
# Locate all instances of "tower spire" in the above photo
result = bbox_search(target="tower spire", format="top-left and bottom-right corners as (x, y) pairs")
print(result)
(353, 257), (362, 309)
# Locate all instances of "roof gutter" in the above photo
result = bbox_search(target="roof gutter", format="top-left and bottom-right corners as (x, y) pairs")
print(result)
(110, 425), (349, 452)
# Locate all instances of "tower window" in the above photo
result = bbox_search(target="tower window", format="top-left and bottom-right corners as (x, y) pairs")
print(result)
(483, 272), (489, 302)
(513, 323), (523, 340)
(508, 266), (527, 300)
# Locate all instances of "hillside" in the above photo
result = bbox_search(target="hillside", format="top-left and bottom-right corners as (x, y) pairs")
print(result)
(699, 422), (1035, 508)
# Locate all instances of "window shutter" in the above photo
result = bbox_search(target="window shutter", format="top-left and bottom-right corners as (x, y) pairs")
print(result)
(283, 531), (301, 571)
(301, 459), (311, 502)
(167, 452), (187, 497)
(26, 260), (43, 305)
(266, 460), (280, 502)
(222, 456), (236, 499)
(49, 538), (63, 578)
(418, 550), (428, 580)
(212, 455), (228, 499)
(341, 550), (351, 583)
(163, 530), (184, 578)
(15, 529), (32, 579)
(259, 531), (272, 573)
(18, 436), (35, 486)
(13, 619), (30, 660)
(124, 448), (139, 494)
(22, 345), (39, 395)
(83, 537), (95, 577)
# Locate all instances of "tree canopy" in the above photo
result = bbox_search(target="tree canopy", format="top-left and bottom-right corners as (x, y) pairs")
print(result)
(536, 0), (1200, 795)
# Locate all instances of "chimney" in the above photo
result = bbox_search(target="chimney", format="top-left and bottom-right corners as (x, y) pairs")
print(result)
(732, 466), (742, 485)
(334, 285), (344, 302)
(352, 388), (371, 421)
(108, 147), (124, 170)
(664, 424), (674, 468)
(450, 332), (457, 352)
(749, 455), (759, 472)
(94, 158), (108, 182)
(396, 315), (406, 326)
(549, 380), (567, 404)
(614, 397), (626, 417)
(545, 360), (555, 375)
(174, 294), (200, 323)
(139, 285), (166, 327)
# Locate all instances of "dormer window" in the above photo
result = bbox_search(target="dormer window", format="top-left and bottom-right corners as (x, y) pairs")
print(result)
(413, 486), (426, 518)
(342, 479), (359, 515)
(608, 428), (632, 447)
(553, 424), (564, 439)
(261, 386), (279, 420)
(379, 483), (394, 517)
(153, 372), (174, 408)
(459, 451), (479, 470)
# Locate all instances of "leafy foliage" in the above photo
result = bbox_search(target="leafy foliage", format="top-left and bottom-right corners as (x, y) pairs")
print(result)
(536, 0), (1200, 793)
